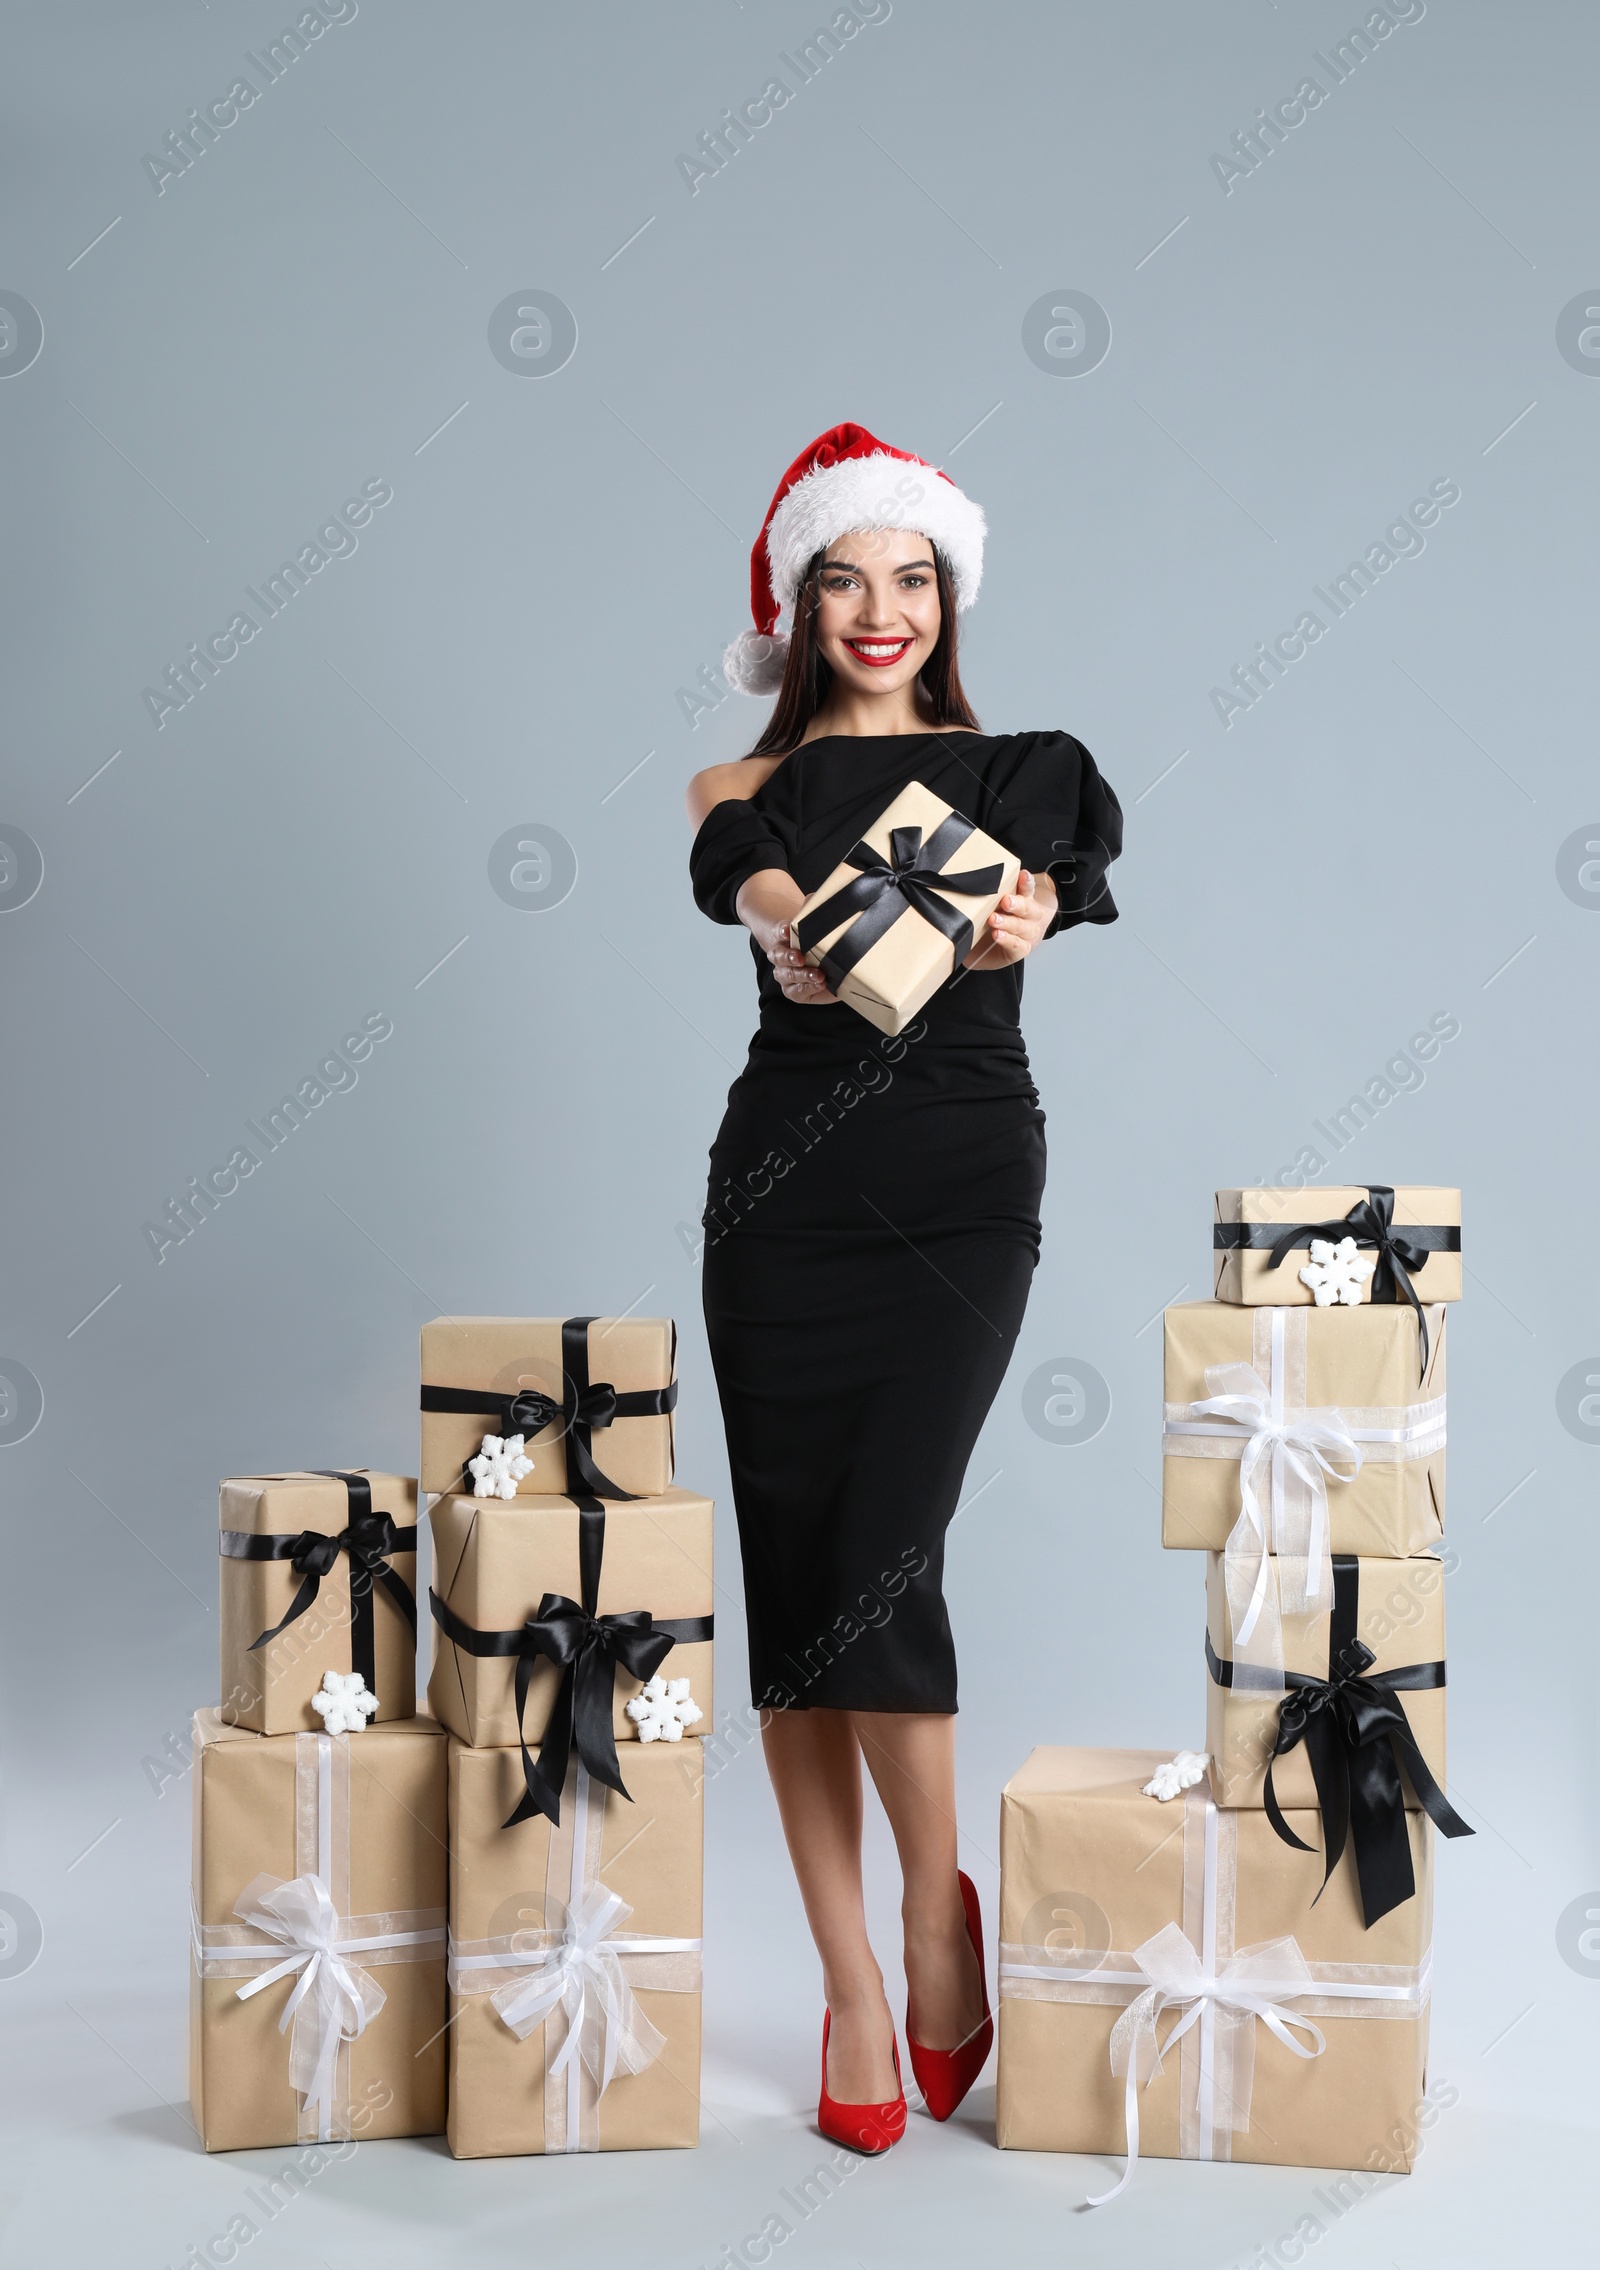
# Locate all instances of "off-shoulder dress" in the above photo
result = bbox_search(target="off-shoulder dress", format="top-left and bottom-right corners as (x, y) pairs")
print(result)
(689, 729), (1122, 1713)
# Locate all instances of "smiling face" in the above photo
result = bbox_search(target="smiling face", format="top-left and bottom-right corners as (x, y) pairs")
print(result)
(811, 529), (942, 698)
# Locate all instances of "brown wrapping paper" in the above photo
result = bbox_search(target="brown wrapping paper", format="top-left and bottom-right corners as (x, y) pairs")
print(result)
(1206, 1552), (1448, 1810)
(218, 1471), (418, 1733)
(1214, 1186), (1462, 1306)
(789, 779), (1020, 1037)
(420, 1315), (676, 1498)
(997, 1747), (1432, 2173)
(1162, 1301), (1446, 1558)
(447, 1740), (703, 2155)
(189, 1712), (447, 2151)
(428, 1487), (714, 1749)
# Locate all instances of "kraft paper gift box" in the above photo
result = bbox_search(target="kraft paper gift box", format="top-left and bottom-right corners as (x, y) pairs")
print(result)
(419, 1314), (677, 1500)
(1162, 1301), (1446, 1566)
(446, 1742), (704, 2155)
(189, 1711), (447, 2151)
(427, 1486), (715, 1756)
(996, 1747), (1435, 2184)
(218, 1470), (419, 1733)
(789, 779), (1020, 1037)
(1213, 1185), (1462, 1307)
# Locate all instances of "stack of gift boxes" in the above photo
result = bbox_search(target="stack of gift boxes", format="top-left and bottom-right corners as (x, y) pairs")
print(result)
(190, 1315), (715, 2157)
(995, 1185), (1470, 2193)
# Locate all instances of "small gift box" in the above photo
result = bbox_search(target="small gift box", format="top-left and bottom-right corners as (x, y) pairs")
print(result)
(218, 1471), (419, 1733)
(1213, 1186), (1461, 1309)
(1206, 1553), (1469, 1924)
(447, 1744), (703, 2156)
(189, 1712), (448, 2151)
(427, 1487), (714, 1789)
(789, 779), (1020, 1036)
(1162, 1303), (1446, 1584)
(420, 1315), (677, 1500)
(996, 1747), (1437, 2187)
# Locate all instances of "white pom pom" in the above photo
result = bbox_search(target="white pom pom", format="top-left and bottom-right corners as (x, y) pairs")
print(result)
(722, 626), (789, 695)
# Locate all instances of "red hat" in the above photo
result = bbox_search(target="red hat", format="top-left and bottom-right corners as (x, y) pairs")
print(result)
(722, 421), (987, 695)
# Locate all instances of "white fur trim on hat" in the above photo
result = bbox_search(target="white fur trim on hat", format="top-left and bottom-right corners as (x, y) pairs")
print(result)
(766, 451), (986, 631)
(722, 626), (790, 696)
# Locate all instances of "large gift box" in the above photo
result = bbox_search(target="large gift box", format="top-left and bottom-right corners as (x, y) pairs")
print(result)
(997, 1748), (1435, 2184)
(1162, 1301), (1446, 1567)
(1213, 1185), (1462, 1308)
(420, 1315), (677, 1500)
(447, 1744), (704, 2155)
(427, 1486), (714, 1765)
(218, 1470), (419, 1733)
(189, 1712), (448, 2150)
(789, 779), (1020, 1036)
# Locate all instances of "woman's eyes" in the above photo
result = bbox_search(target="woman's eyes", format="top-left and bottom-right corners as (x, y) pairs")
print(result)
(822, 573), (929, 592)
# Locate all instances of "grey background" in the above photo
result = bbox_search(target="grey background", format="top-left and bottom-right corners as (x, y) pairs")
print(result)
(2, 0), (1596, 2263)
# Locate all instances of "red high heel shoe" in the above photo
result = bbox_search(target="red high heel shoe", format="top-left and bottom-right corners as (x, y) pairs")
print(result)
(817, 2009), (908, 2154)
(906, 1870), (993, 2121)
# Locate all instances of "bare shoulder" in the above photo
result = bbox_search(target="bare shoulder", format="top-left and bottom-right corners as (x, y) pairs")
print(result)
(685, 752), (788, 828)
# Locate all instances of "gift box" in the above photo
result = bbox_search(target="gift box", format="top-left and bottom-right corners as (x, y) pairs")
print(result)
(1206, 1550), (1449, 1819)
(1204, 1551), (1470, 1922)
(219, 1470), (419, 1733)
(447, 1744), (704, 2155)
(420, 1315), (677, 1500)
(189, 1711), (447, 2151)
(789, 779), (1020, 1036)
(996, 1747), (1435, 2185)
(1213, 1185), (1461, 1308)
(1162, 1302), (1446, 1570)
(427, 1487), (715, 1777)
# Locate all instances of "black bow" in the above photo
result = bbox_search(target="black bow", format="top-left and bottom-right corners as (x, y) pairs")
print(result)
(1265, 1186), (1438, 1375)
(420, 1316), (678, 1499)
(793, 815), (1005, 994)
(1208, 1555), (1472, 1925)
(221, 1471), (418, 1694)
(428, 1493), (713, 1828)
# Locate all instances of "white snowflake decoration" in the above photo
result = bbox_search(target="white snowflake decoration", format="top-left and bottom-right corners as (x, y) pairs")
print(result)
(1298, 1235), (1376, 1307)
(468, 1431), (534, 1500)
(624, 1675), (703, 1743)
(312, 1670), (379, 1734)
(1142, 1751), (1210, 1802)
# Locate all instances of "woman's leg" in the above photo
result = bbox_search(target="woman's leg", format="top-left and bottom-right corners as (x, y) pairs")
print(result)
(852, 1712), (985, 2052)
(761, 1708), (900, 2102)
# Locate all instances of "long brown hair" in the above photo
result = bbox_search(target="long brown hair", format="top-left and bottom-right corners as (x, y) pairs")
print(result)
(746, 544), (980, 756)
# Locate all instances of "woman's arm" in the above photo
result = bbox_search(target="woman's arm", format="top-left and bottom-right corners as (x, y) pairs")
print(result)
(735, 869), (837, 1006)
(685, 755), (786, 829)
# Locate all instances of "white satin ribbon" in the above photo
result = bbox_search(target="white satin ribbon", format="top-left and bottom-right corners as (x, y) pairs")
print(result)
(1165, 1308), (1360, 1647)
(1087, 1925), (1325, 2204)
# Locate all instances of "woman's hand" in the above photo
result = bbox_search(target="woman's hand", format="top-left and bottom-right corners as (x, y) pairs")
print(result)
(735, 869), (839, 1005)
(962, 869), (1057, 969)
(767, 937), (838, 1005)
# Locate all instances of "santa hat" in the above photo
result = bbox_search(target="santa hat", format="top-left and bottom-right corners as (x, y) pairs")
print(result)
(722, 421), (987, 696)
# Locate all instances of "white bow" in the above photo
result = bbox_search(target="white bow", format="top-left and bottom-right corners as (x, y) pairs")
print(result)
(490, 1881), (667, 2093)
(1090, 1923), (1325, 2205)
(231, 1871), (386, 2127)
(1186, 1359), (1360, 1648)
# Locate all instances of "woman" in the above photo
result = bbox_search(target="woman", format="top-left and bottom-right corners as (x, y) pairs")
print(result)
(686, 424), (1121, 2151)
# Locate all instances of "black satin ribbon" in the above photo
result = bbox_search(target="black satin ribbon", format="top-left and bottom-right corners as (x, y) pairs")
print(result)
(792, 816), (1005, 993)
(1261, 1185), (1439, 1375)
(1207, 1554), (1472, 1926)
(419, 1315), (678, 1499)
(428, 1492), (714, 1828)
(221, 1471), (418, 1693)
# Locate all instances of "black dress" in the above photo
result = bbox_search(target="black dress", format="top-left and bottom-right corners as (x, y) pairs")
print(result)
(691, 731), (1121, 1715)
